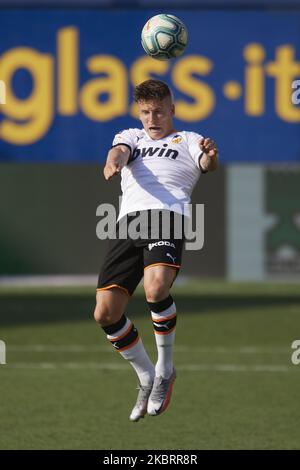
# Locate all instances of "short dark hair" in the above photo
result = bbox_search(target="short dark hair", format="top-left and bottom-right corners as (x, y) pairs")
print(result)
(133, 79), (172, 102)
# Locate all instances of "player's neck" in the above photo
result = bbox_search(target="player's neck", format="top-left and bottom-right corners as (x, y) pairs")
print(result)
(164, 128), (177, 138)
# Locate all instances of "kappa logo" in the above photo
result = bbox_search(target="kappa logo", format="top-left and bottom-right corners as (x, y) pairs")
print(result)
(148, 241), (176, 251)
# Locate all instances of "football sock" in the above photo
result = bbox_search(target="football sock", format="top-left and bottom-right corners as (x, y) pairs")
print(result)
(148, 295), (177, 379)
(102, 315), (155, 386)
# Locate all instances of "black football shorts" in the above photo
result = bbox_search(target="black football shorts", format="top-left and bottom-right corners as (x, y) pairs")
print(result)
(97, 209), (186, 296)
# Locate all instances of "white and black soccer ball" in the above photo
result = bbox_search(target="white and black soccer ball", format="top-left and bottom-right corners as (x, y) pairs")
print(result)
(141, 14), (188, 61)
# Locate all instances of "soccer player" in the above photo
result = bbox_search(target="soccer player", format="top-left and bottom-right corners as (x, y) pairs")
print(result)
(94, 79), (218, 421)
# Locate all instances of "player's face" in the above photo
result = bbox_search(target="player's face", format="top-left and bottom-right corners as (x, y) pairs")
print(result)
(137, 98), (175, 140)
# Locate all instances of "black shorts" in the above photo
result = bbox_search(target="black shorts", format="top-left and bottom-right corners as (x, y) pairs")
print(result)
(97, 210), (186, 296)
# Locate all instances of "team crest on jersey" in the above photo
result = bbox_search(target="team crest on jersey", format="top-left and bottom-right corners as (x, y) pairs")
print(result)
(171, 135), (183, 144)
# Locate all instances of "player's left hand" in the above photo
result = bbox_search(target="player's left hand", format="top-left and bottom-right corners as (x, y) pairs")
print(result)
(199, 137), (218, 159)
(199, 137), (218, 172)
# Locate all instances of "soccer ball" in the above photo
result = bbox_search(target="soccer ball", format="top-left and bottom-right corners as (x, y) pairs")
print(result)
(141, 14), (188, 61)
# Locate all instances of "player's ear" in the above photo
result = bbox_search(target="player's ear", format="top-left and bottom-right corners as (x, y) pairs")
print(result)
(171, 103), (175, 116)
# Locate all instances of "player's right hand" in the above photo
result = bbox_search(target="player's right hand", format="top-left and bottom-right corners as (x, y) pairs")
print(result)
(103, 162), (123, 181)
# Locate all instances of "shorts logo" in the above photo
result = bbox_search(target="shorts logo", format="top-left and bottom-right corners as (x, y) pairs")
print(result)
(166, 253), (176, 263)
(148, 241), (176, 251)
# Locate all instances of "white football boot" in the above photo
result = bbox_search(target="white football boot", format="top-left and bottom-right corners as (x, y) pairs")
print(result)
(129, 383), (153, 422)
(147, 368), (176, 416)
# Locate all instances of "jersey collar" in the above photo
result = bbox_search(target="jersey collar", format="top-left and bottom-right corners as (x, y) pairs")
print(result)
(142, 129), (178, 141)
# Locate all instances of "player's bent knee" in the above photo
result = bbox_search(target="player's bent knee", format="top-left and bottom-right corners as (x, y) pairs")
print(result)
(93, 289), (128, 326)
(93, 304), (106, 325)
(144, 279), (169, 303)
(93, 302), (115, 326)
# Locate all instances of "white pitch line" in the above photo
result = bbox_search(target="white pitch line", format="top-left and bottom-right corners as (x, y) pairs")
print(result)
(2, 362), (297, 372)
(6, 345), (290, 354)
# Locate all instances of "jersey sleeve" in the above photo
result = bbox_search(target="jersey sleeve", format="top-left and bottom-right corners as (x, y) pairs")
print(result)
(187, 132), (205, 171)
(112, 129), (137, 159)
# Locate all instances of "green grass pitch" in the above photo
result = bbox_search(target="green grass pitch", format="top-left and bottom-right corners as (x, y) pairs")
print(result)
(0, 281), (300, 450)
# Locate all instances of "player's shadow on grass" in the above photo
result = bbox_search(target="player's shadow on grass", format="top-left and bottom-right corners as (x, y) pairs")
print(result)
(0, 292), (300, 326)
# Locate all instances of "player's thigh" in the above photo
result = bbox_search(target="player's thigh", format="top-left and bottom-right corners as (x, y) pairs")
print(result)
(97, 234), (144, 297)
(94, 288), (129, 326)
(143, 265), (177, 302)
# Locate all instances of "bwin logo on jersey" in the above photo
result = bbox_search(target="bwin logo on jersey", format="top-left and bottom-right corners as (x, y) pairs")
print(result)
(131, 145), (179, 162)
(148, 241), (176, 251)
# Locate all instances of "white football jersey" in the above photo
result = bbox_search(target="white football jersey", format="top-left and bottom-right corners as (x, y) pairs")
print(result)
(112, 128), (204, 220)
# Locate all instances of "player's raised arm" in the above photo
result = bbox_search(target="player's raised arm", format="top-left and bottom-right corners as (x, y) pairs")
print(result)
(103, 145), (131, 181)
(199, 137), (219, 172)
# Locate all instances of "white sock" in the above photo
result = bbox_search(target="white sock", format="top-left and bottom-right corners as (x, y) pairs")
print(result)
(151, 301), (177, 379)
(103, 316), (155, 386)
